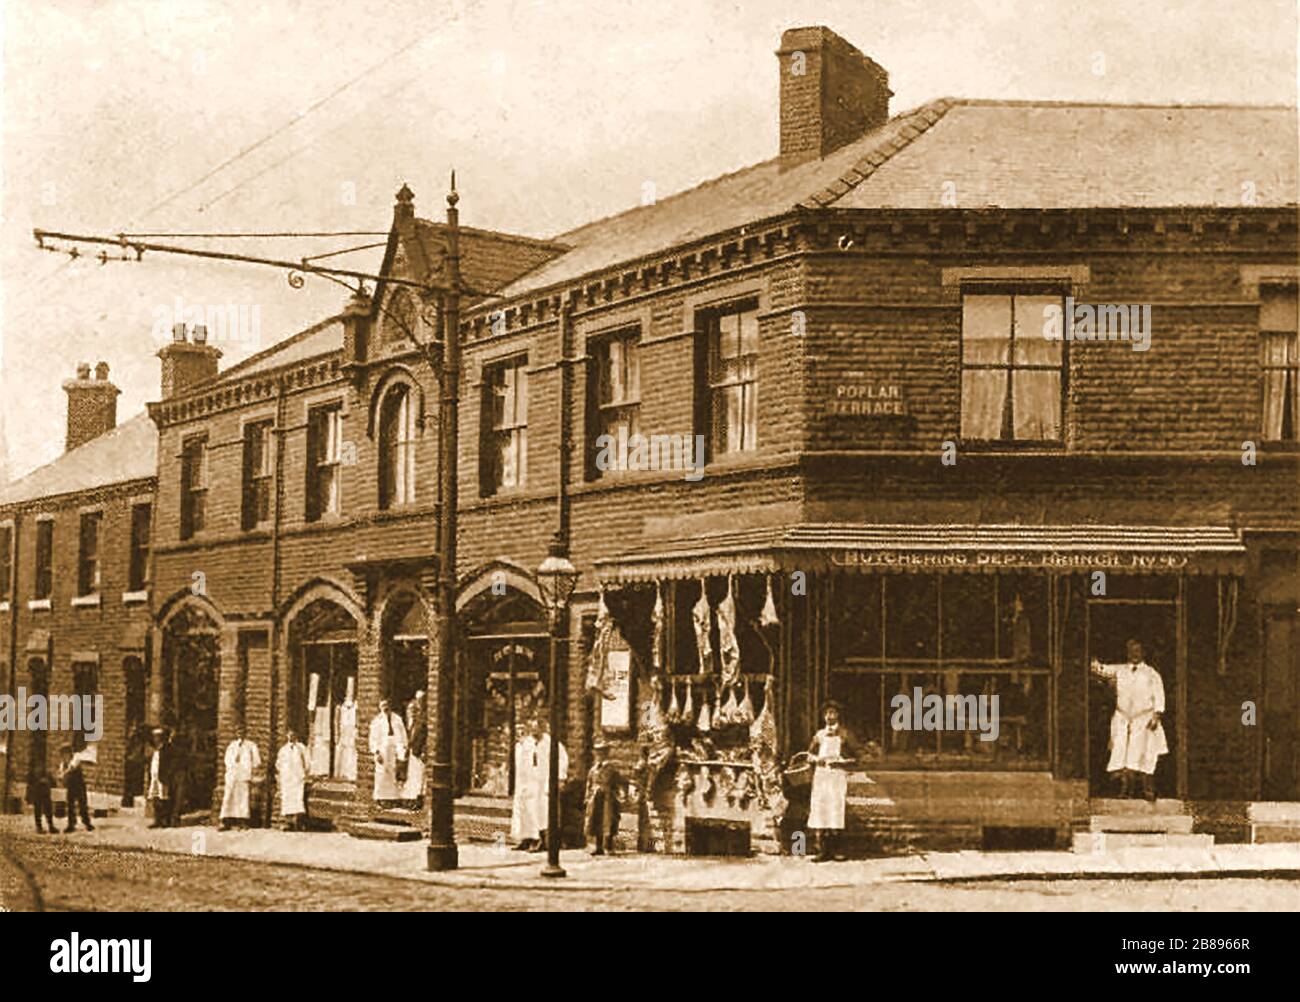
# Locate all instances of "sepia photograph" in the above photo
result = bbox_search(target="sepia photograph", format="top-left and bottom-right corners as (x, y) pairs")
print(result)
(0, 0), (1296, 966)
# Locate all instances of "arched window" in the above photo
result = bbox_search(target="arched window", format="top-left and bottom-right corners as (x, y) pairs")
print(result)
(379, 384), (417, 508)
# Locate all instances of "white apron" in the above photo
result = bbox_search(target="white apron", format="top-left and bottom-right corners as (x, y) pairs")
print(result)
(277, 742), (310, 815)
(221, 740), (260, 820)
(1102, 662), (1169, 775)
(808, 732), (847, 830)
(401, 753), (425, 801)
(368, 712), (407, 801)
(510, 737), (542, 841)
(147, 749), (167, 800)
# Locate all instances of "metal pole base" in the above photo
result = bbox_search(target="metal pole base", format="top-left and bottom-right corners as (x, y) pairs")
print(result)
(426, 844), (459, 872)
(540, 863), (567, 879)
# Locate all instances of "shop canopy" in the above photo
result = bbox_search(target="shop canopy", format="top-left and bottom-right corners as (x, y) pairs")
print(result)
(594, 524), (1248, 584)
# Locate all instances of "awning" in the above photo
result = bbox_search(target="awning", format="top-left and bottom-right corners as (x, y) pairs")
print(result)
(594, 524), (1248, 583)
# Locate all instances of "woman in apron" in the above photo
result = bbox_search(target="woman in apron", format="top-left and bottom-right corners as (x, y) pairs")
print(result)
(807, 700), (858, 862)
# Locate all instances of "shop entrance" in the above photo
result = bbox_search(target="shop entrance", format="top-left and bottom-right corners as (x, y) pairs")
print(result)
(1086, 600), (1178, 798)
(161, 606), (220, 813)
(1262, 606), (1299, 800)
(458, 587), (549, 797)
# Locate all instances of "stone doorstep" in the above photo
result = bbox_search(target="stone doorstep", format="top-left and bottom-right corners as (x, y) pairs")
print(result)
(1072, 832), (1215, 853)
(338, 818), (423, 842)
(1248, 802), (1300, 823)
(1251, 825), (1300, 843)
(1090, 798), (1187, 815)
(1088, 814), (1194, 834)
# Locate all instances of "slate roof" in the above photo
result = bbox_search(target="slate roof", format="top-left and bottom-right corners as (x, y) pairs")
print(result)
(498, 99), (1299, 298)
(0, 413), (156, 507)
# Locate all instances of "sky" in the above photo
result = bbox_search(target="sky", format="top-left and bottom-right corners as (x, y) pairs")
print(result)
(1, 0), (1296, 478)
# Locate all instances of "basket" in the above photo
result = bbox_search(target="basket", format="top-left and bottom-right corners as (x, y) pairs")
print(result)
(783, 752), (814, 789)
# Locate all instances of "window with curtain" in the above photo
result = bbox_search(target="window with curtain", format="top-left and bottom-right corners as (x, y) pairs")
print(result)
(961, 291), (1065, 442)
(588, 329), (641, 476)
(306, 404), (344, 520)
(34, 519), (53, 600)
(77, 511), (101, 596)
(128, 503), (151, 592)
(379, 384), (418, 508)
(241, 420), (274, 530)
(481, 356), (527, 495)
(705, 302), (759, 456)
(180, 435), (207, 539)
(1260, 284), (1299, 442)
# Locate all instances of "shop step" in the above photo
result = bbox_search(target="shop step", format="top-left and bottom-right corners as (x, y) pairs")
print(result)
(1089, 813), (1194, 834)
(1089, 798), (1186, 815)
(1073, 831), (1214, 853)
(339, 817), (423, 842)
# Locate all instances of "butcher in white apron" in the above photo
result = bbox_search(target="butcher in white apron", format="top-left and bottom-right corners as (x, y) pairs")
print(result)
(1091, 639), (1168, 801)
(807, 700), (858, 862)
(220, 728), (261, 829)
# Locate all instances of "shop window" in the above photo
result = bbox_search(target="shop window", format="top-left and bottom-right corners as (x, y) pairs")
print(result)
(961, 290), (1064, 443)
(34, 519), (53, 600)
(306, 403), (344, 521)
(180, 434), (207, 539)
(77, 511), (101, 596)
(379, 384), (418, 508)
(241, 419), (274, 530)
(587, 328), (641, 477)
(1260, 284), (1298, 442)
(128, 503), (151, 593)
(700, 301), (759, 457)
(0, 525), (11, 602)
(480, 355), (527, 496)
(830, 573), (1052, 767)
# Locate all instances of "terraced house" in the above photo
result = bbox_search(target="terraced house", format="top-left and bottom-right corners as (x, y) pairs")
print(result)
(2, 24), (1297, 853)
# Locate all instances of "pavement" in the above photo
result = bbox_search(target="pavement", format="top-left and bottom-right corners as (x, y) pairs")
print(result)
(4, 813), (1300, 892)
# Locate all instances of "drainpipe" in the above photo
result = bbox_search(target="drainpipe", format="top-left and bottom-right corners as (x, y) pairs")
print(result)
(265, 375), (288, 826)
(1, 511), (21, 812)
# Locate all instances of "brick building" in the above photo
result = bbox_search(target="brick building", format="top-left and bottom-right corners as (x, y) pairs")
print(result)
(3, 24), (1297, 851)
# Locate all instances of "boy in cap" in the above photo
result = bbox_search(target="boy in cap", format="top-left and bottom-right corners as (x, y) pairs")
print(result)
(583, 739), (623, 856)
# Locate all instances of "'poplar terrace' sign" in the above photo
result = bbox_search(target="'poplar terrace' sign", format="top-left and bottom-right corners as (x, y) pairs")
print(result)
(827, 380), (907, 416)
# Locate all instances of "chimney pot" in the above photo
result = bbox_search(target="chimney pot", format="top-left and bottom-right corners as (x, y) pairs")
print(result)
(76, 362), (91, 380)
(192, 324), (208, 345)
(173, 323), (187, 342)
(95, 361), (109, 381)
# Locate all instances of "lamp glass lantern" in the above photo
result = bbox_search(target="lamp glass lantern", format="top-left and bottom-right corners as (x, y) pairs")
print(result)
(536, 541), (580, 627)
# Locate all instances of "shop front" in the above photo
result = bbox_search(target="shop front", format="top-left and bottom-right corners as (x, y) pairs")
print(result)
(594, 523), (1248, 852)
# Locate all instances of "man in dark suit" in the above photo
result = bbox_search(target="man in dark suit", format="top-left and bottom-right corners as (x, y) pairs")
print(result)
(58, 744), (94, 833)
(26, 763), (56, 834)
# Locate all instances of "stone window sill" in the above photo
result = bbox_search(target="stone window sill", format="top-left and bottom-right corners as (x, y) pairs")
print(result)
(72, 594), (101, 608)
(27, 598), (52, 612)
(122, 590), (150, 606)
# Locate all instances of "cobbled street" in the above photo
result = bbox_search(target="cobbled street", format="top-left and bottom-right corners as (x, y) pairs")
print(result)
(3, 832), (1299, 912)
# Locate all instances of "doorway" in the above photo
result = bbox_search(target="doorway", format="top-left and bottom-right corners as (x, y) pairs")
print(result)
(1086, 600), (1178, 798)
(1262, 606), (1299, 800)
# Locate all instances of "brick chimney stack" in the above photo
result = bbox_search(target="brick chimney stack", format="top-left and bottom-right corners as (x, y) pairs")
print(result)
(62, 359), (120, 452)
(777, 26), (892, 170)
(157, 323), (223, 399)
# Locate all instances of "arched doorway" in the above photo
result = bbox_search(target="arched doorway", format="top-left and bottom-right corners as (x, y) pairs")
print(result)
(458, 584), (550, 797)
(160, 604), (221, 814)
(287, 598), (360, 782)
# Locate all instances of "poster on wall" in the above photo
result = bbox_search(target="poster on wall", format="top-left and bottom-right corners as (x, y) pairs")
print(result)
(600, 650), (632, 732)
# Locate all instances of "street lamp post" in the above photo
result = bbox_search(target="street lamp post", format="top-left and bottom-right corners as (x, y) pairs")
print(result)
(535, 534), (580, 878)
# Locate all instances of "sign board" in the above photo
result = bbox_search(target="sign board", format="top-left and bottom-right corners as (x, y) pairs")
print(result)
(600, 650), (632, 732)
(826, 550), (1193, 571)
(826, 379), (907, 417)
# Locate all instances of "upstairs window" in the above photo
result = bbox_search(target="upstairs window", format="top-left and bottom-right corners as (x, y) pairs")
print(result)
(1261, 284), (1299, 442)
(307, 403), (344, 521)
(481, 356), (527, 495)
(961, 291), (1065, 443)
(0, 525), (11, 603)
(588, 329), (641, 477)
(242, 420), (274, 530)
(180, 435), (208, 539)
(34, 519), (53, 600)
(702, 301), (759, 457)
(77, 512), (101, 597)
(379, 385), (418, 509)
(128, 503), (151, 593)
